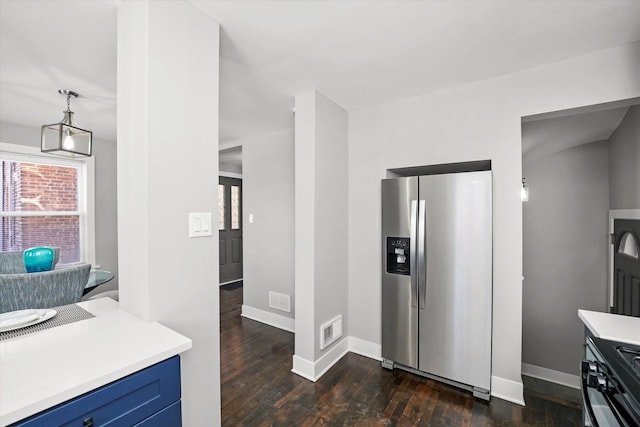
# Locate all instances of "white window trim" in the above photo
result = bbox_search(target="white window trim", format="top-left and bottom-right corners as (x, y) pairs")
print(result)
(0, 142), (96, 266)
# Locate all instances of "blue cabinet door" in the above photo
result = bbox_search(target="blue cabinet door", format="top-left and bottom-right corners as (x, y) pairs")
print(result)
(13, 356), (181, 427)
(134, 401), (182, 427)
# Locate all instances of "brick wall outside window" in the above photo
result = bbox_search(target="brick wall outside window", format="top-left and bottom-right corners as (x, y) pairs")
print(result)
(1, 161), (80, 263)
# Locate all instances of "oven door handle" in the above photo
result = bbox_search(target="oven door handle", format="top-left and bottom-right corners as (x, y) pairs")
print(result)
(582, 372), (600, 427)
(604, 388), (635, 427)
(582, 370), (635, 427)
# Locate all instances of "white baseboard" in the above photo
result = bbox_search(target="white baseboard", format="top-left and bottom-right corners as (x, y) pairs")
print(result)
(291, 337), (349, 381)
(348, 336), (382, 361)
(241, 305), (295, 333)
(291, 355), (316, 381)
(521, 363), (580, 389)
(243, 320), (525, 406)
(491, 375), (525, 406)
(314, 338), (350, 379)
(347, 337), (526, 406)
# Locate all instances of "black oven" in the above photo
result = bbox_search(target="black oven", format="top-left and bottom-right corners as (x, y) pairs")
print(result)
(582, 337), (640, 427)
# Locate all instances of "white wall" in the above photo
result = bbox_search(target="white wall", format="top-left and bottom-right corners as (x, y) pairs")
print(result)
(0, 121), (119, 294)
(523, 140), (609, 377)
(219, 161), (242, 175)
(294, 91), (349, 378)
(91, 130), (118, 297)
(242, 129), (295, 323)
(348, 41), (640, 404)
(117, 1), (221, 425)
(313, 92), (349, 360)
(609, 105), (640, 210)
(294, 92), (316, 365)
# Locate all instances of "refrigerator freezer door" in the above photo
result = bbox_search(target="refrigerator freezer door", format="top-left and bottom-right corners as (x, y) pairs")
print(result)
(381, 177), (419, 369)
(418, 171), (492, 390)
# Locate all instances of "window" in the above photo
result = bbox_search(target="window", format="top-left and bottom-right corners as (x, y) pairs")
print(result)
(231, 185), (240, 230)
(218, 184), (225, 230)
(618, 231), (639, 259)
(1, 143), (95, 265)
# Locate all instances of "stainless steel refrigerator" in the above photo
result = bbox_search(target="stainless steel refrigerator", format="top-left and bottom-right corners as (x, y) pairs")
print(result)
(381, 171), (492, 400)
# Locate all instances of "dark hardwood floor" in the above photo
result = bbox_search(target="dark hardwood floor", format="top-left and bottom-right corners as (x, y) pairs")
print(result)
(220, 287), (582, 426)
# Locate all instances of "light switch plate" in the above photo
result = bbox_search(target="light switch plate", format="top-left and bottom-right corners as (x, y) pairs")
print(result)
(189, 212), (212, 237)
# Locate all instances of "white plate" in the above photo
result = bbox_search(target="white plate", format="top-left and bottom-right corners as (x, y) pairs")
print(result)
(0, 309), (57, 333)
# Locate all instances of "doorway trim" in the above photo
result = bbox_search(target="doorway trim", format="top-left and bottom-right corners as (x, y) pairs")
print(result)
(608, 209), (640, 309)
(220, 171), (242, 179)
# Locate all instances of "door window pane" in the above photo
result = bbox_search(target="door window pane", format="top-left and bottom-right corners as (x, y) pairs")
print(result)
(619, 232), (639, 259)
(231, 185), (240, 230)
(218, 184), (225, 230)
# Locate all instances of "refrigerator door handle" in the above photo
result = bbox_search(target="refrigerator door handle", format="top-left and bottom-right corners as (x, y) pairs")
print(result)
(418, 200), (426, 309)
(410, 200), (418, 308)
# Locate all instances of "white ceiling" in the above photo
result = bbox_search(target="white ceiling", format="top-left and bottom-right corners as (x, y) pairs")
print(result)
(0, 0), (118, 141)
(1, 1), (640, 147)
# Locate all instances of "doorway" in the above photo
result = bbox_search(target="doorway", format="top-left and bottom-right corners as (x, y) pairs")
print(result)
(521, 98), (640, 399)
(219, 176), (243, 284)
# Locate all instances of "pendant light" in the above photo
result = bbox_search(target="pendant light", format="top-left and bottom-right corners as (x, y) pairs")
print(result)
(521, 177), (530, 202)
(41, 89), (93, 157)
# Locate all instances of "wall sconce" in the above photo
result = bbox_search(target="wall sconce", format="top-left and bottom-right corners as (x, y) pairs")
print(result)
(521, 177), (530, 202)
(41, 89), (93, 157)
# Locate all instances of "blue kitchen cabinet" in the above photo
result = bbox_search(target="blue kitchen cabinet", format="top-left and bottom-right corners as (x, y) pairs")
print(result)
(11, 356), (182, 427)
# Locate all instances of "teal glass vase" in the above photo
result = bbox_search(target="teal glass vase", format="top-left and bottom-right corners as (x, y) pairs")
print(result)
(23, 246), (55, 273)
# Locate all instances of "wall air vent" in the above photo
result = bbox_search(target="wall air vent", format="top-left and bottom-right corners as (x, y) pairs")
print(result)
(320, 314), (343, 350)
(269, 291), (291, 312)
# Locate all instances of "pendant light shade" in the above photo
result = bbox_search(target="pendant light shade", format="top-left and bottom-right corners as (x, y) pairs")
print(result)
(41, 90), (93, 157)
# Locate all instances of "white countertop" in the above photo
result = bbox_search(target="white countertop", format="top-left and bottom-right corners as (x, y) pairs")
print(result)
(579, 309), (640, 346)
(0, 298), (192, 426)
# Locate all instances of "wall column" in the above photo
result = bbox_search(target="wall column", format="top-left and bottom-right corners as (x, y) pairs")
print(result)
(117, 1), (221, 424)
(293, 90), (349, 380)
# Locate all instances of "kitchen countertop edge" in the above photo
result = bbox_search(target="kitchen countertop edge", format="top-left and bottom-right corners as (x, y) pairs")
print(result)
(578, 309), (640, 346)
(0, 298), (192, 426)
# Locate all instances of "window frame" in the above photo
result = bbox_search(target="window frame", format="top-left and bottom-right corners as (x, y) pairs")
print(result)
(0, 142), (96, 265)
